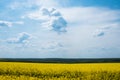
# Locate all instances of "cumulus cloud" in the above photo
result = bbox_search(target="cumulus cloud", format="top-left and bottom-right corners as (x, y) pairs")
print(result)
(0, 21), (12, 27)
(49, 16), (67, 33)
(23, 8), (67, 33)
(50, 8), (61, 16)
(46, 8), (67, 33)
(41, 8), (51, 16)
(7, 32), (32, 44)
(0, 20), (24, 28)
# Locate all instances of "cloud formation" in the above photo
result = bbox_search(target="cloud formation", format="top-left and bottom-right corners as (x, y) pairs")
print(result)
(24, 8), (67, 33)
(93, 22), (120, 37)
(1, 0), (120, 58)
(60, 7), (120, 37)
(0, 20), (12, 27)
(0, 20), (24, 28)
(7, 32), (31, 44)
(49, 16), (67, 33)
(47, 8), (67, 33)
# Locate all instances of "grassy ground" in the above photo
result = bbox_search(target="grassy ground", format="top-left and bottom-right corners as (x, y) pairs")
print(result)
(0, 62), (120, 80)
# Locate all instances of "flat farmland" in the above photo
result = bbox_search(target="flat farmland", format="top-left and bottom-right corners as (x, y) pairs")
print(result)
(0, 62), (120, 80)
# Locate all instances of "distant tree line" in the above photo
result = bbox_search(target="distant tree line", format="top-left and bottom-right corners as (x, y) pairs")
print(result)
(0, 58), (120, 63)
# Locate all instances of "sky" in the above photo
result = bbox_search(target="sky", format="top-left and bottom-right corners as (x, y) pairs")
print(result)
(0, 0), (120, 58)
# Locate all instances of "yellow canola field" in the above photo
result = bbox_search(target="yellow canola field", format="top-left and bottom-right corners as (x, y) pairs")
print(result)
(0, 62), (120, 80)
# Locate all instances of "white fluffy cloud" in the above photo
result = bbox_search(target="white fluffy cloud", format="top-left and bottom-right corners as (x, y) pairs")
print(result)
(0, 20), (12, 27)
(7, 32), (31, 44)
(49, 16), (67, 33)
(0, 20), (24, 28)
(23, 8), (67, 33)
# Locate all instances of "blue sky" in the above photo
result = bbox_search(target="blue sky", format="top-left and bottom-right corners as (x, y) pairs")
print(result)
(0, 0), (120, 58)
(66, 0), (120, 9)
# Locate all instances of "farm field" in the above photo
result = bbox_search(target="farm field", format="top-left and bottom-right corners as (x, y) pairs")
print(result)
(0, 62), (120, 80)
